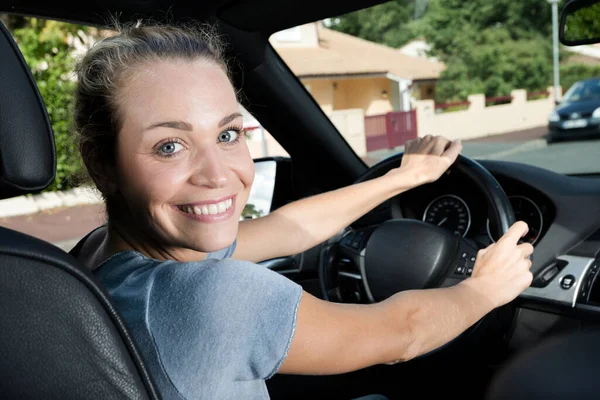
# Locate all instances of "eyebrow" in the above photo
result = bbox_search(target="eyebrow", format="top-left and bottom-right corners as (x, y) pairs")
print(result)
(143, 112), (243, 133)
(218, 112), (243, 127)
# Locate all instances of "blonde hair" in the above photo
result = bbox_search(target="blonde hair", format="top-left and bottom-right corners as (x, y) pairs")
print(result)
(73, 20), (231, 220)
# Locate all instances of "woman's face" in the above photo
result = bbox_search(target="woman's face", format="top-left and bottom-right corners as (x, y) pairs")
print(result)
(114, 58), (254, 256)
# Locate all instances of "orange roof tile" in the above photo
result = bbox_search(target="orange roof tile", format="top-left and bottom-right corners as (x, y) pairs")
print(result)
(274, 26), (445, 81)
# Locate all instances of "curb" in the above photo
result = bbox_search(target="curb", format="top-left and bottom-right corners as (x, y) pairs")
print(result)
(0, 186), (103, 218)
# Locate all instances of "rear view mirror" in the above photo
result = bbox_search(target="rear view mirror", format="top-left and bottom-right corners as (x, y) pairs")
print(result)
(560, 0), (600, 45)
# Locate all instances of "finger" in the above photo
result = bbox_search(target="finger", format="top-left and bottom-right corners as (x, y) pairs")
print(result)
(403, 139), (415, 153)
(500, 221), (529, 245)
(477, 247), (489, 258)
(441, 139), (462, 163)
(517, 270), (534, 290)
(432, 136), (451, 155)
(421, 135), (434, 147)
(518, 242), (534, 258)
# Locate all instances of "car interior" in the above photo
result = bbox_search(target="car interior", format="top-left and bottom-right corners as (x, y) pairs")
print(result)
(3, 0), (600, 399)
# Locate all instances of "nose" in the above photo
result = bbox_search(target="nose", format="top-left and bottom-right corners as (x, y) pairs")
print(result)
(189, 147), (228, 188)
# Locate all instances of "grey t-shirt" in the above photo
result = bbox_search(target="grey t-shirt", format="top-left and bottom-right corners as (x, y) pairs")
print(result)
(94, 240), (303, 400)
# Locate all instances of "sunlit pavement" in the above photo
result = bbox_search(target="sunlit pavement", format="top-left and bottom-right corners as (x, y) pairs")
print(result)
(364, 136), (600, 175)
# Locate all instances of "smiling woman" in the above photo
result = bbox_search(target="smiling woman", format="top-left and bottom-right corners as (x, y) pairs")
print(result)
(70, 19), (534, 400)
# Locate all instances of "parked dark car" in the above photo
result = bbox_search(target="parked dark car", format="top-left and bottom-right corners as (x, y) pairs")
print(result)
(548, 77), (600, 142)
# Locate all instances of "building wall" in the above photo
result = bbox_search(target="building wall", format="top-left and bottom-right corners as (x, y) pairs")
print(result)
(415, 87), (562, 141)
(303, 77), (395, 116)
(303, 79), (334, 113)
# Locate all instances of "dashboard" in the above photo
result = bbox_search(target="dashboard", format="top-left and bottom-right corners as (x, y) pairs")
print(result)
(349, 158), (600, 280)
(392, 171), (556, 249)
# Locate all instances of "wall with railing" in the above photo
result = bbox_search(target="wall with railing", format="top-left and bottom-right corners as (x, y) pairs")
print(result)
(246, 86), (563, 159)
(414, 86), (561, 141)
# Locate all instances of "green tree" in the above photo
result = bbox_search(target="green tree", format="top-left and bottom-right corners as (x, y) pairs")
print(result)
(418, 0), (569, 102)
(328, 0), (421, 48)
(7, 16), (90, 191)
(329, 0), (575, 102)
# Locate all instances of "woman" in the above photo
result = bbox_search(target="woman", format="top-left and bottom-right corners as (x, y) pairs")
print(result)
(73, 22), (534, 399)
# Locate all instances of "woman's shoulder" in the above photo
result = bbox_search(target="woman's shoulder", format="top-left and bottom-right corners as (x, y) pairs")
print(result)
(155, 256), (290, 293)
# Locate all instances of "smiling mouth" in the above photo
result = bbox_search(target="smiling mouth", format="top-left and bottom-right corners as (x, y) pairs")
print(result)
(177, 198), (233, 216)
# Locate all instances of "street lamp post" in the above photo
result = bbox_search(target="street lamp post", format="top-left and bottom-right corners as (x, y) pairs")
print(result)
(549, 0), (560, 103)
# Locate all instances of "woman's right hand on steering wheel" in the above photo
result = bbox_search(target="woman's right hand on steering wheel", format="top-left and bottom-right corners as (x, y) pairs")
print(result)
(464, 220), (534, 309)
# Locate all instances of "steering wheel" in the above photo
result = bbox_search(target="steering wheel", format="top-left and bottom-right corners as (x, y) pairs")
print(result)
(320, 153), (516, 304)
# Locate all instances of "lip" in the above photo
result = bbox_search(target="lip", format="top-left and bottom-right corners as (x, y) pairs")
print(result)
(174, 195), (236, 223)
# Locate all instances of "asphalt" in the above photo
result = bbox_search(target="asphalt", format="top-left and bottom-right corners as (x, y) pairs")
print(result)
(3, 125), (599, 252)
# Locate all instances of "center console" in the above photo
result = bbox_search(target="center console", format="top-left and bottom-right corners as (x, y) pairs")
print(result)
(518, 228), (600, 320)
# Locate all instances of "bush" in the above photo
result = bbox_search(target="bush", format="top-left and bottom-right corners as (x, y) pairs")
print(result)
(8, 17), (89, 192)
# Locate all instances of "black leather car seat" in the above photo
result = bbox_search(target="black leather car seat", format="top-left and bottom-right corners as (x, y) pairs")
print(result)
(0, 20), (159, 400)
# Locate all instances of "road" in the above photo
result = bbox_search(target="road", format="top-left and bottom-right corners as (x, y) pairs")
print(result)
(363, 127), (600, 175)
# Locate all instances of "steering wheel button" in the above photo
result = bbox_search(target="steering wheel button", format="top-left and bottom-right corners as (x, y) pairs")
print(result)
(470, 256), (476, 262)
(466, 267), (474, 276)
(560, 275), (576, 290)
(455, 265), (466, 274)
(461, 252), (467, 259)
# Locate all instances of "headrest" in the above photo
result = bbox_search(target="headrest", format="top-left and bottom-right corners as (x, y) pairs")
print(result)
(0, 20), (55, 200)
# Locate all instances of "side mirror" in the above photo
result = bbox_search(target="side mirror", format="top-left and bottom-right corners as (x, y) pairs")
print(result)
(560, 0), (600, 45)
(243, 157), (293, 219)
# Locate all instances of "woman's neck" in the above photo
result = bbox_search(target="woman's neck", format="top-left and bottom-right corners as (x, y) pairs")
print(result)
(106, 221), (208, 263)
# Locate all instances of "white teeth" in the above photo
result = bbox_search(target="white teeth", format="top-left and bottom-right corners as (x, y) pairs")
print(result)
(180, 198), (233, 215)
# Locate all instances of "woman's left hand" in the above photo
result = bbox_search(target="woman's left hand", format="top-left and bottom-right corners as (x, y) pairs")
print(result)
(386, 135), (463, 187)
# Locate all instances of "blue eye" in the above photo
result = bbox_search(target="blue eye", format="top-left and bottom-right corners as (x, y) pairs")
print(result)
(158, 141), (183, 156)
(219, 129), (240, 143)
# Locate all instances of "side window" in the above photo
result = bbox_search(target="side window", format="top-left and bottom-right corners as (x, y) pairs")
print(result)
(242, 160), (277, 219)
(0, 15), (105, 252)
(241, 106), (288, 220)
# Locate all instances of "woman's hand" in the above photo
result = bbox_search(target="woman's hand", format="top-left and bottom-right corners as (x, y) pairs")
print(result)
(386, 135), (463, 186)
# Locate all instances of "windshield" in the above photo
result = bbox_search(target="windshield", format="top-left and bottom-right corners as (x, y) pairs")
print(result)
(270, 0), (600, 175)
(562, 79), (600, 102)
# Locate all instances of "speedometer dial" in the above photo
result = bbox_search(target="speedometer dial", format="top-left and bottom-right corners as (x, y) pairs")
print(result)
(487, 195), (543, 245)
(422, 194), (471, 237)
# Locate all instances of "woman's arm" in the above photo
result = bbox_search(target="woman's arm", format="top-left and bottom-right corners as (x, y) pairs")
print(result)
(234, 136), (462, 263)
(278, 222), (534, 375)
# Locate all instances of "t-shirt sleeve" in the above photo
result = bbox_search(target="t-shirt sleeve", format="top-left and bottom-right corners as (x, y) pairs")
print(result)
(147, 259), (303, 390)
